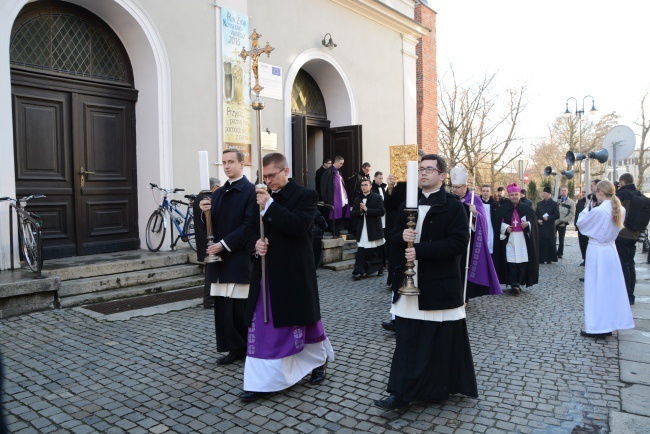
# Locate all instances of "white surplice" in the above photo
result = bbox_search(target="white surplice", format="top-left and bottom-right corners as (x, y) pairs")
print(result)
(577, 200), (634, 334)
(391, 190), (465, 322)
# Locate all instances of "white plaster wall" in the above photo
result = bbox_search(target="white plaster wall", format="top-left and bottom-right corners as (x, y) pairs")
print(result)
(248, 0), (411, 179)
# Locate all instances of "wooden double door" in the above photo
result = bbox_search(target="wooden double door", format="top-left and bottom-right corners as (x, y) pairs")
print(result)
(292, 114), (362, 188)
(12, 73), (139, 259)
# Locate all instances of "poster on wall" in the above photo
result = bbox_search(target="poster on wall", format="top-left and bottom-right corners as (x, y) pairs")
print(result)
(258, 62), (283, 100)
(222, 8), (252, 164)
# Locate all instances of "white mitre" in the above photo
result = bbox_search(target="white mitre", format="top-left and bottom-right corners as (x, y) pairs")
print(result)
(450, 166), (468, 185)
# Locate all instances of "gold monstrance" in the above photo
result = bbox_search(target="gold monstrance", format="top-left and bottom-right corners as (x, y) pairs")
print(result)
(240, 30), (274, 323)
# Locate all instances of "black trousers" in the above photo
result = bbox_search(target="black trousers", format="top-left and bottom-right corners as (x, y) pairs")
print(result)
(615, 238), (637, 304)
(313, 237), (323, 269)
(214, 297), (247, 353)
(506, 262), (528, 287)
(203, 272), (214, 308)
(578, 230), (589, 260)
(556, 224), (567, 256)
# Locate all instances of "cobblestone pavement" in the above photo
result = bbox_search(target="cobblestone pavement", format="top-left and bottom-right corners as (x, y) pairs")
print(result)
(0, 232), (625, 433)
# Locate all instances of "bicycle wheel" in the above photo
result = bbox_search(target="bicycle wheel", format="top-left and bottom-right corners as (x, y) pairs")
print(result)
(20, 220), (39, 272)
(145, 209), (166, 252)
(185, 215), (197, 252)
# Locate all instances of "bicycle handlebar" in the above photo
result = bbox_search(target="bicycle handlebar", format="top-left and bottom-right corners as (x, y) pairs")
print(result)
(0, 195), (46, 203)
(148, 183), (185, 194)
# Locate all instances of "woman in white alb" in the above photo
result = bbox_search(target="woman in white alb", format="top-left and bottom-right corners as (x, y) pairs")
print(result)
(576, 180), (634, 338)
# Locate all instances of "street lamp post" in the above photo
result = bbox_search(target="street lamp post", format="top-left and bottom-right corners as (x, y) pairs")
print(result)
(564, 96), (597, 194)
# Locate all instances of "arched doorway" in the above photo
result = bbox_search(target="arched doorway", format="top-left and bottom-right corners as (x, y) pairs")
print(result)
(10, 1), (139, 258)
(285, 49), (361, 186)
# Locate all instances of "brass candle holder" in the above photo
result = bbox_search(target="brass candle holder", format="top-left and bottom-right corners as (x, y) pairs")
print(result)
(399, 208), (420, 296)
(201, 191), (222, 263)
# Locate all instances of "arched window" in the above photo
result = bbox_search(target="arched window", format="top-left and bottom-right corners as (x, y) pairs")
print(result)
(10, 2), (132, 84)
(291, 69), (327, 119)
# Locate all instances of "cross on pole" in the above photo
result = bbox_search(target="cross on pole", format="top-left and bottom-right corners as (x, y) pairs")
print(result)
(239, 29), (274, 323)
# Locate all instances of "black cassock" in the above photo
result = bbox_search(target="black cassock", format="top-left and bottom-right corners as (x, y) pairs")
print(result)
(535, 199), (560, 263)
(492, 201), (540, 288)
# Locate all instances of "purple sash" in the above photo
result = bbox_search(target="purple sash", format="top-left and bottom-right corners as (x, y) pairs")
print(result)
(329, 168), (350, 219)
(247, 277), (327, 360)
(463, 194), (503, 295)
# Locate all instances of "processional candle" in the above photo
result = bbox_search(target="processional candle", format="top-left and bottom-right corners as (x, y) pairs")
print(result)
(406, 161), (419, 208)
(198, 151), (210, 191)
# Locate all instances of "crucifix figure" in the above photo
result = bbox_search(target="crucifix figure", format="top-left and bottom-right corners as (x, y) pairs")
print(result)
(239, 29), (274, 99)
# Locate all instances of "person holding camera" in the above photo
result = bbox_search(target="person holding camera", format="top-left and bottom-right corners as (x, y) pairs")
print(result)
(576, 180), (634, 338)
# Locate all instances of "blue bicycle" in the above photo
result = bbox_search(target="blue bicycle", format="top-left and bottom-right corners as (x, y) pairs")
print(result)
(145, 183), (196, 252)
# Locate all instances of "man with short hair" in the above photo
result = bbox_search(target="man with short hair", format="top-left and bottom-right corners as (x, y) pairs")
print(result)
(199, 149), (256, 365)
(320, 156), (349, 237)
(315, 158), (332, 201)
(375, 154), (477, 410)
(520, 189), (533, 207)
(346, 162), (372, 237)
(616, 173), (641, 304)
(497, 186), (509, 205)
(480, 184), (499, 255)
(536, 187), (560, 264)
(555, 186), (575, 259)
(492, 183), (539, 295)
(241, 153), (334, 402)
(351, 179), (385, 279)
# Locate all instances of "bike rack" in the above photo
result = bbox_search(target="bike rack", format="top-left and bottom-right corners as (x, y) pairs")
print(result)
(8, 203), (44, 278)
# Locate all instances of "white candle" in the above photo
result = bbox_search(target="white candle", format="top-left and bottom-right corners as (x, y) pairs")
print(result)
(406, 160), (418, 208)
(198, 151), (210, 191)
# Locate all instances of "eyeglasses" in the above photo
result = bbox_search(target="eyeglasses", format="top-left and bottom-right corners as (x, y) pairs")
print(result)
(418, 167), (443, 174)
(262, 167), (286, 181)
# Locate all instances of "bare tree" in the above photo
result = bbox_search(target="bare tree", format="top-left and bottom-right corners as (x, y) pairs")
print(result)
(635, 90), (650, 190)
(438, 66), (527, 186)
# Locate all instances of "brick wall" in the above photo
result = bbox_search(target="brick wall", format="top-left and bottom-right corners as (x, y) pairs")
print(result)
(415, 3), (438, 154)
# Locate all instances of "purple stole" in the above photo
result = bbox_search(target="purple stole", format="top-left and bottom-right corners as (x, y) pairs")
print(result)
(463, 194), (502, 295)
(329, 168), (350, 219)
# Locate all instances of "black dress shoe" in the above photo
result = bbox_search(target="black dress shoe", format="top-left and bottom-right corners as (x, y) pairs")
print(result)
(580, 330), (613, 338)
(377, 269), (384, 277)
(579, 278), (584, 282)
(352, 273), (362, 281)
(374, 394), (410, 411)
(309, 362), (327, 385)
(580, 261), (585, 266)
(509, 286), (521, 295)
(558, 255), (563, 259)
(239, 391), (269, 402)
(382, 320), (395, 332)
(217, 350), (246, 365)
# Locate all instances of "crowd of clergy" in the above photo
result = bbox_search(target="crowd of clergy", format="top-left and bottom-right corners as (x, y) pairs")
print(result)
(196, 148), (636, 412)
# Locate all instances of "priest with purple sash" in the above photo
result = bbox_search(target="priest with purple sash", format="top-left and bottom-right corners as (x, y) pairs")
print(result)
(241, 153), (334, 403)
(449, 167), (502, 299)
(319, 156), (350, 236)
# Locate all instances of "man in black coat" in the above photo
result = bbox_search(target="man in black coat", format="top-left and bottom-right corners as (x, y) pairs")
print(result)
(240, 152), (334, 403)
(479, 184), (499, 256)
(199, 150), (256, 365)
(492, 183), (539, 294)
(616, 173), (641, 304)
(351, 178), (385, 279)
(320, 156), (349, 237)
(345, 162), (371, 237)
(497, 186), (509, 206)
(575, 190), (588, 265)
(536, 187), (560, 264)
(315, 158), (332, 201)
(194, 177), (221, 309)
(375, 154), (477, 411)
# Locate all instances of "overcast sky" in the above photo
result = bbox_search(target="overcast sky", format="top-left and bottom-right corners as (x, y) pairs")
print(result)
(430, 0), (650, 156)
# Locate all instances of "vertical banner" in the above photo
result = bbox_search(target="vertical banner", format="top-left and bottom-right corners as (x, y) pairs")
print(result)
(221, 8), (252, 164)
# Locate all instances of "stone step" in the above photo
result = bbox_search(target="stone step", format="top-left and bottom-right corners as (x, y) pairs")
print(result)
(342, 250), (356, 261)
(44, 250), (192, 281)
(344, 239), (358, 249)
(323, 259), (355, 271)
(59, 275), (205, 308)
(58, 264), (203, 297)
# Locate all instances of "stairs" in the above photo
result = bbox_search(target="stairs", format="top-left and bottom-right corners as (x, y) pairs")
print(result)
(323, 239), (358, 271)
(45, 249), (204, 308)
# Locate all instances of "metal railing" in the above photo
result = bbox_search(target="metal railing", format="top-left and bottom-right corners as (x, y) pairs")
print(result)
(8, 203), (44, 278)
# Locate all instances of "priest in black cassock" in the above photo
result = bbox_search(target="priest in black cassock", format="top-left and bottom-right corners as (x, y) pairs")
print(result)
(375, 154), (477, 411)
(536, 187), (560, 264)
(351, 179), (385, 279)
(492, 183), (539, 295)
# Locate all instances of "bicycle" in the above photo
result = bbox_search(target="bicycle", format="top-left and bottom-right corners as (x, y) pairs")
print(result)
(145, 183), (196, 252)
(0, 195), (46, 273)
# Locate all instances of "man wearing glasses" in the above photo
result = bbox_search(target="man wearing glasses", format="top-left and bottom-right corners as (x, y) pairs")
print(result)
(240, 153), (334, 402)
(375, 154), (478, 411)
